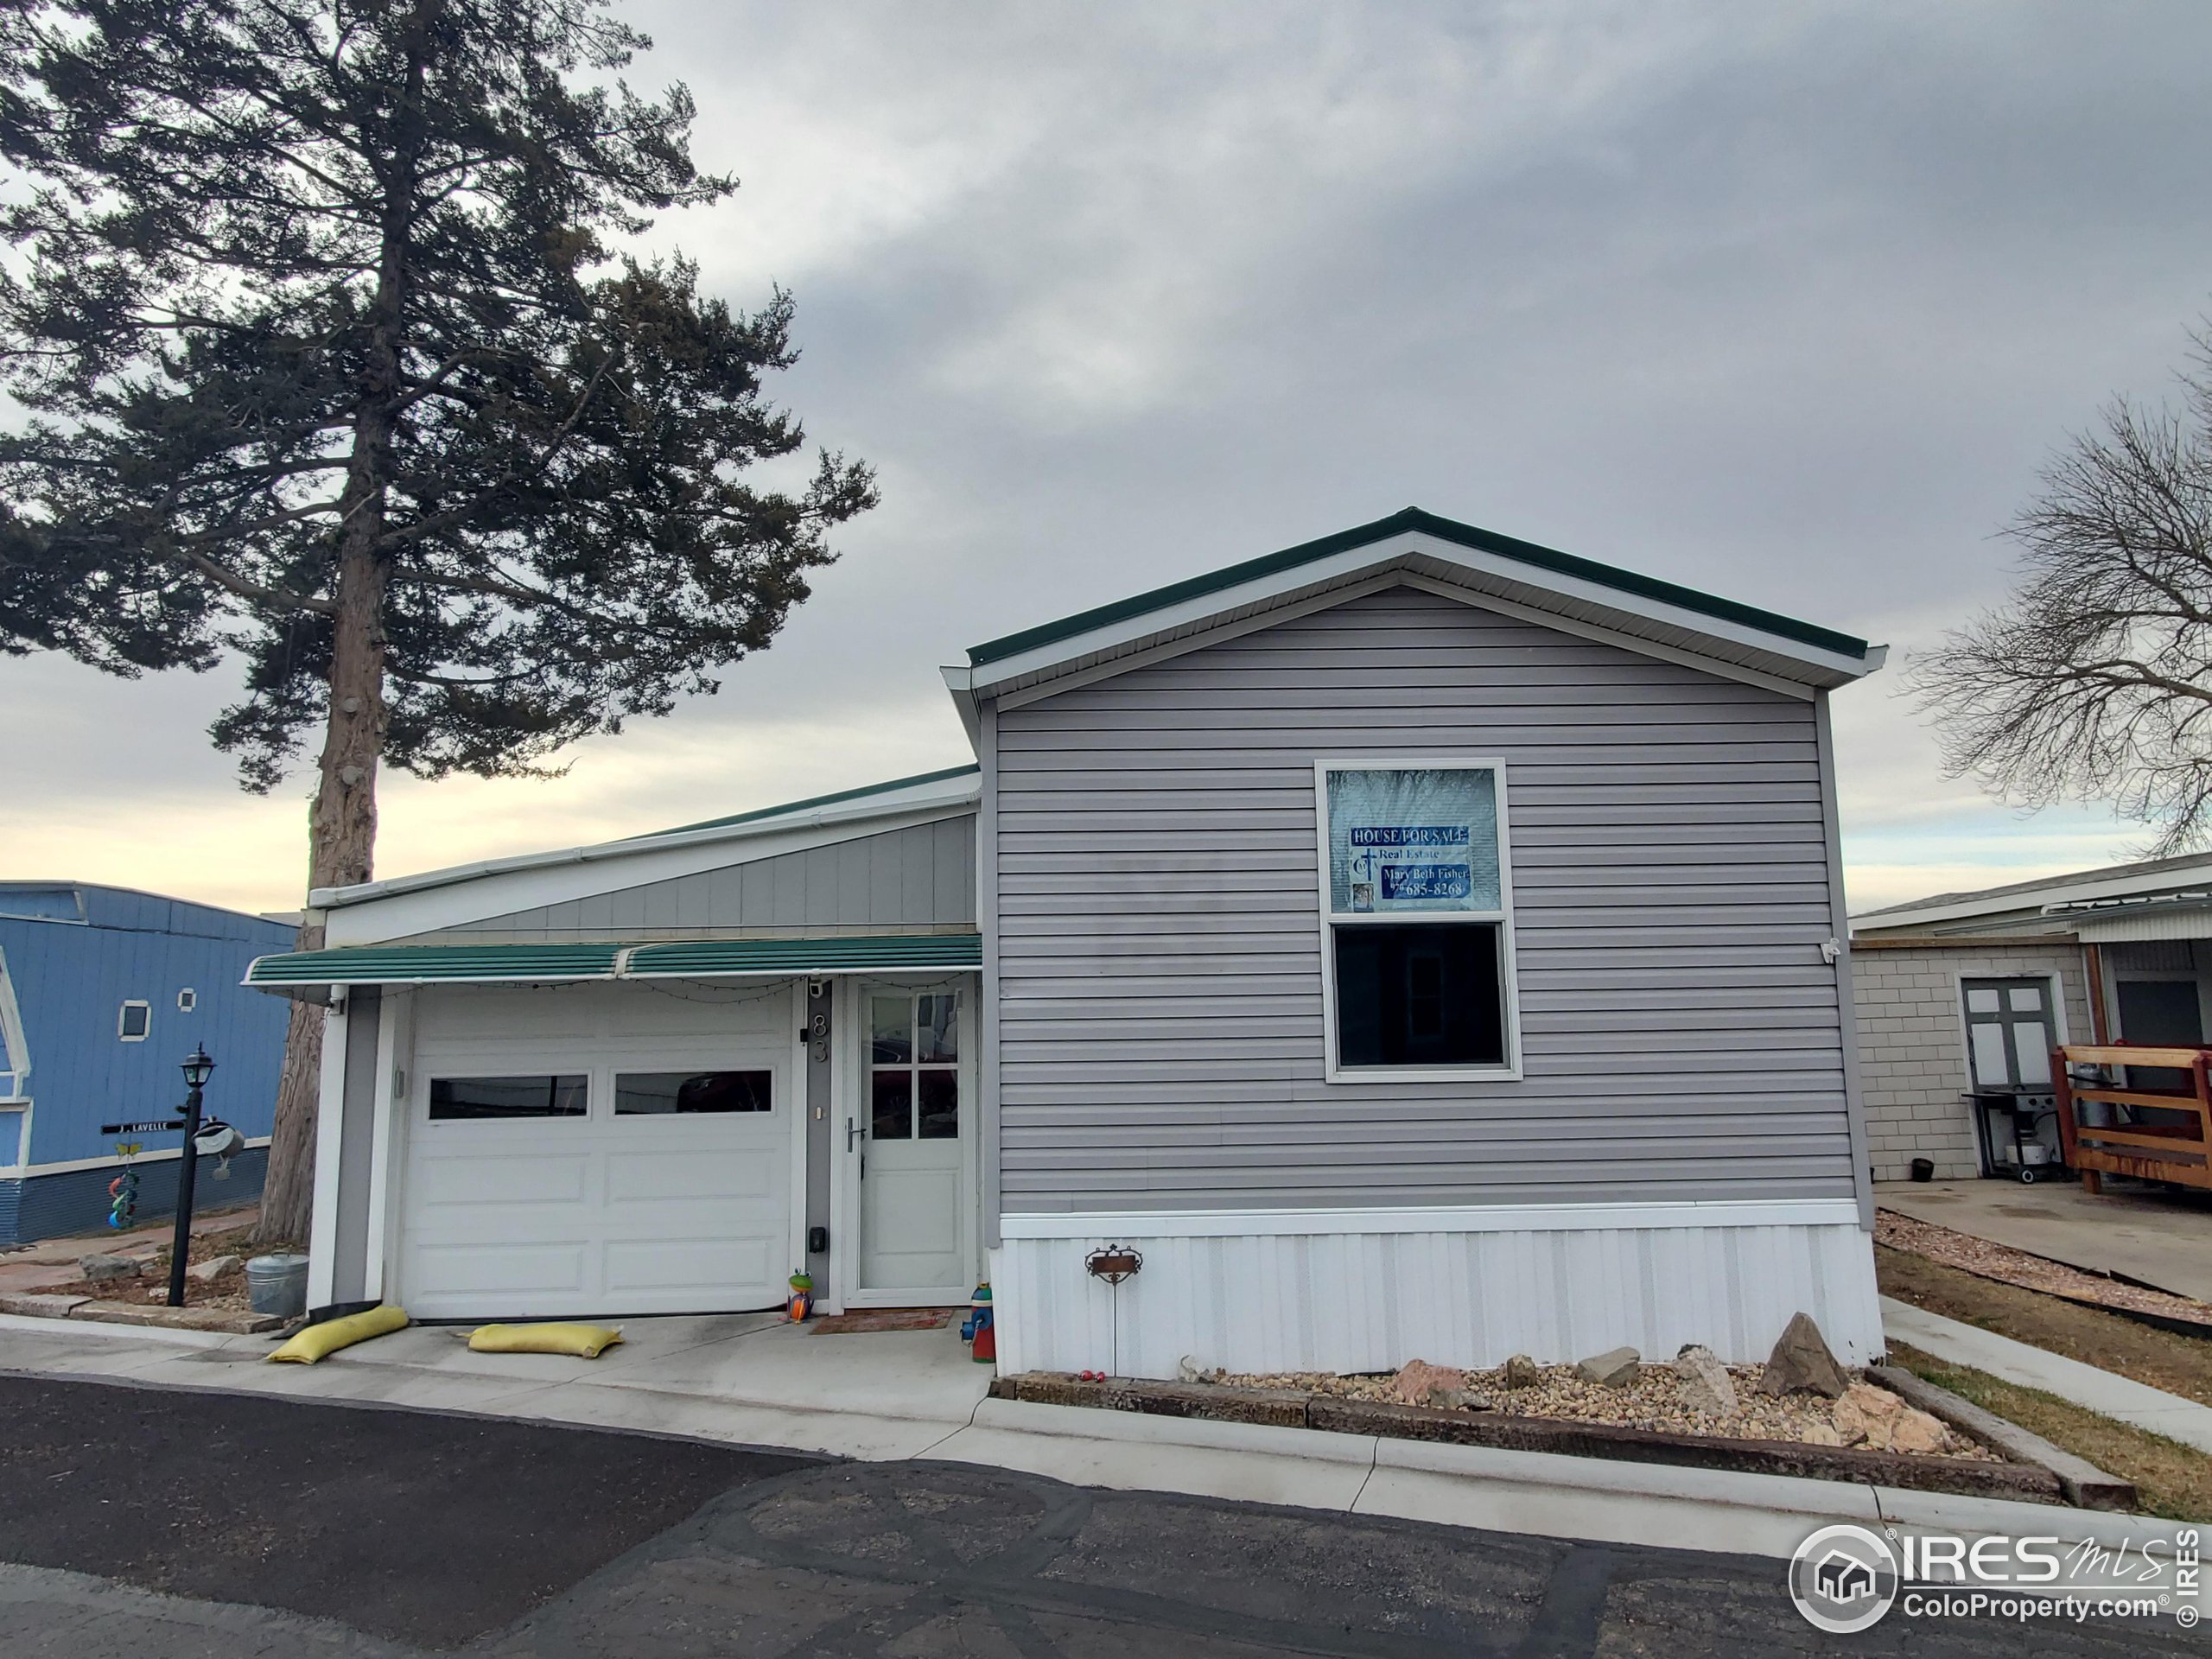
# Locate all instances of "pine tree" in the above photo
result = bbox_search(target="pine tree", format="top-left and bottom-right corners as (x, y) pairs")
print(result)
(0, 0), (877, 1243)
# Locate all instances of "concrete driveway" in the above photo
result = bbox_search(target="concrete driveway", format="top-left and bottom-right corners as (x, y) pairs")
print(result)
(3, 1374), (2205, 1657)
(1877, 1178), (2212, 1301)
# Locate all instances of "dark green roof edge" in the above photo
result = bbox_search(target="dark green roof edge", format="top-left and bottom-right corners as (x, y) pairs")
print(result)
(247, 943), (620, 983)
(648, 764), (981, 839)
(629, 934), (982, 972)
(967, 507), (1870, 668)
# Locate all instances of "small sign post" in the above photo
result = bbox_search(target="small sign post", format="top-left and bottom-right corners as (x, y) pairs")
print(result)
(101, 1046), (215, 1307)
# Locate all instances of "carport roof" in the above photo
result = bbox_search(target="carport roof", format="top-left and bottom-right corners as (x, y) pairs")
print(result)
(246, 933), (982, 989)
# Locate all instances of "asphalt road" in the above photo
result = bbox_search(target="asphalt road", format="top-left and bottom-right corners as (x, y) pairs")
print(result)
(0, 1372), (2204, 1657)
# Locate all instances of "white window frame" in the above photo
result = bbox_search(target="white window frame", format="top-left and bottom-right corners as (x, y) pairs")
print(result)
(1313, 755), (1522, 1084)
(118, 1000), (151, 1042)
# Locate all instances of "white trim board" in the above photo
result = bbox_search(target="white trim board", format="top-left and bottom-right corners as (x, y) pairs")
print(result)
(0, 1135), (275, 1180)
(997, 1198), (1865, 1240)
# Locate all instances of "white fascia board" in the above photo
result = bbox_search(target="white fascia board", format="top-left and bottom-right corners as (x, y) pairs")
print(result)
(323, 796), (979, 946)
(941, 665), (982, 752)
(968, 531), (1878, 697)
(1850, 858), (2212, 932)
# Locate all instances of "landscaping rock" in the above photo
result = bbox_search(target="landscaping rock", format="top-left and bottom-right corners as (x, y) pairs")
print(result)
(1888, 1407), (1954, 1456)
(1391, 1357), (1466, 1407)
(78, 1254), (143, 1283)
(1799, 1421), (1843, 1446)
(186, 1253), (240, 1284)
(1673, 1344), (1739, 1417)
(1429, 1389), (1495, 1413)
(1833, 1380), (1907, 1448)
(1574, 1346), (1640, 1388)
(1500, 1353), (1540, 1389)
(1757, 1312), (1848, 1398)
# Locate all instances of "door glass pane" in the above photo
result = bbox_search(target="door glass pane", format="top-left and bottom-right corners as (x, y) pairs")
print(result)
(2013, 1027), (2051, 1085)
(871, 1070), (912, 1139)
(918, 1068), (959, 1139)
(870, 995), (912, 1064)
(614, 1071), (772, 1114)
(1968, 1023), (2012, 1088)
(1966, 988), (2000, 1014)
(2007, 985), (2044, 1012)
(917, 995), (957, 1062)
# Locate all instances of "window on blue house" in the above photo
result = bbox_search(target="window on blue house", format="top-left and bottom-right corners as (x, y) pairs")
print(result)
(1317, 761), (1519, 1078)
(118, 1001), (150, 1041)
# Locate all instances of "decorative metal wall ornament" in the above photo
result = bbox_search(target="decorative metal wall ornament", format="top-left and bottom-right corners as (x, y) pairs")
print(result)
(1084, 1243), (1142, 1376)
(1084, 1244), (1142, 1284)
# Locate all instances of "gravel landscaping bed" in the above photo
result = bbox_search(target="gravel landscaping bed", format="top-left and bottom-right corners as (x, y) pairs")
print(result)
(1217, 1361), (2002, 1460)
(1876, 1208), (2212, 1325)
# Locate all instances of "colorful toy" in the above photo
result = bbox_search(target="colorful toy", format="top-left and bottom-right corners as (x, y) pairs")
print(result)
(105, 1141), (141, 1229)
(963, 1281), (995, 1363)
(786, 1271), (814, 1322)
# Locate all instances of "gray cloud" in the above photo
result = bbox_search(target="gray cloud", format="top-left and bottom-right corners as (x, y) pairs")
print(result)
(6, 0), (2211, 911)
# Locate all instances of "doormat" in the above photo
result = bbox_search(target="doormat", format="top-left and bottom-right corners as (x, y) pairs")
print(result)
(807, 1308), (957, 1334)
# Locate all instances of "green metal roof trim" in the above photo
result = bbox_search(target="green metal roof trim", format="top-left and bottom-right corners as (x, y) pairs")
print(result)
(647, 764), (981, 839)
(967, 507), (1871, 668)
(626, 934), (982, 976)
(247, 943), (623, 985)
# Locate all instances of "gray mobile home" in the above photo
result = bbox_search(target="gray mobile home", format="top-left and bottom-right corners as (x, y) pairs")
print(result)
(258, 509), (1886, 1374)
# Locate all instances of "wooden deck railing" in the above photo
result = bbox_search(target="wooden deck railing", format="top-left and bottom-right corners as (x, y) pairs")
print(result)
(2052, 1043), (2212, 1194)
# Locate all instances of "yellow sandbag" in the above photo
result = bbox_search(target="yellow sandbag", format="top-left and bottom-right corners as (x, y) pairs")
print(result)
(467, 1321), (624, 1358)
(266, 1304), (410, 1364)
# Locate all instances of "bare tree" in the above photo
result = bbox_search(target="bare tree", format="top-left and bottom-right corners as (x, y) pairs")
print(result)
(1908, 328), (2212, 853)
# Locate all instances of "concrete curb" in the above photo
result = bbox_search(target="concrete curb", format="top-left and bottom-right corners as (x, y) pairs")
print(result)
(963, 1394), (2173, 1559)
(0, 1313), (2183, 1563)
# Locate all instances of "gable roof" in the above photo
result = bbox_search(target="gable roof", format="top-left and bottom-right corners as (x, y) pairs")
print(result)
(957, 508), (1880, 704)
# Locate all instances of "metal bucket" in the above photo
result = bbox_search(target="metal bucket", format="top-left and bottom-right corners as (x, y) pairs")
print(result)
(245, 1253), (309, 1319)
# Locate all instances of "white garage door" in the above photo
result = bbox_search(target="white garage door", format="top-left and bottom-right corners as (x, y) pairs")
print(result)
(397, 987), (795, 1319)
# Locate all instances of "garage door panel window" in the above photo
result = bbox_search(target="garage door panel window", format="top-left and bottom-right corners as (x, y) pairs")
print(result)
(613, 1070), (772, 1116)
(429, 1074), (588, 1120)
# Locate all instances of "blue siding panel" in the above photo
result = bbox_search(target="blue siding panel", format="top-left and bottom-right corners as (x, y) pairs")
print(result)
(0, 885), (294, 1238)
(0, 1147), (268, 1246)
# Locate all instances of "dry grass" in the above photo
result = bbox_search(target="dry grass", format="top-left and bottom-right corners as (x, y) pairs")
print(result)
(1888, 1341), (2212, 1522)
(1876, 1243), (2212, 1406)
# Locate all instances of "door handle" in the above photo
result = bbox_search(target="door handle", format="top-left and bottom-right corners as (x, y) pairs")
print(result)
(846, 1116), (860, 1152)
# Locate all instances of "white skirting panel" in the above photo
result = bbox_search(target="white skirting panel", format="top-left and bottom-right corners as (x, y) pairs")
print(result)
(990, 1204), (1883, 1378)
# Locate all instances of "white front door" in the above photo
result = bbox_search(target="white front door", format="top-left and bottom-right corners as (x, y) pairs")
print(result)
(851, 984), (973, 1303)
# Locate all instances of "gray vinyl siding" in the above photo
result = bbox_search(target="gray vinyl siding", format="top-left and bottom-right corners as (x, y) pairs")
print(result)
(989, 582), (1853, 1212)
(423, 817), (976, 942)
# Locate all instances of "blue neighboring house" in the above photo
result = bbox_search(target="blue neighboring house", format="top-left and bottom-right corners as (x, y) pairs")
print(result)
(0, 882), (296, 1243)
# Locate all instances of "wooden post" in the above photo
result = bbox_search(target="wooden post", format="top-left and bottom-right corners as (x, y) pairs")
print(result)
(2083, 943), (2111, 1045)
(2052, 1051), (2092, 1192)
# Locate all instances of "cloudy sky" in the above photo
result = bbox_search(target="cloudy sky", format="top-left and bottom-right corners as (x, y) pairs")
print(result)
(4, 0), (2210, 917)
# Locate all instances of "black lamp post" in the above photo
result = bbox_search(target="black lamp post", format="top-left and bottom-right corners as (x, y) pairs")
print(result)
(167, 1046), (215, 1308)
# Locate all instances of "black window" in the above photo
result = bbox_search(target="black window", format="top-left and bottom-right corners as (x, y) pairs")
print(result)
(429, 1074), (587, 1120)
(118, 1001), (150, 1040)
(614, 1070), (772, 1115)
(1333, 923), (1505, 1068)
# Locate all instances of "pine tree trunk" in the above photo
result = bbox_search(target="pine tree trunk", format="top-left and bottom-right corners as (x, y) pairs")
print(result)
(251, 19), (429, 1251)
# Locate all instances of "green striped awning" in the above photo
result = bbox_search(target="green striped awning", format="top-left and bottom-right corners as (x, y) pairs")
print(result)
(246, 943), (624, 986)
(245, 933), (982, 988)
(625, 934), (982, 976)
